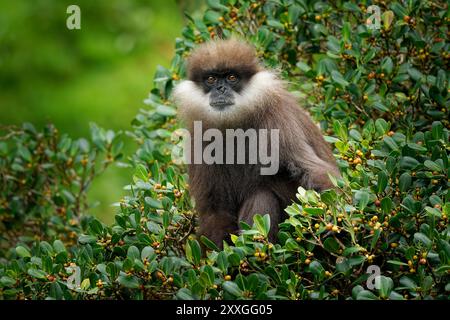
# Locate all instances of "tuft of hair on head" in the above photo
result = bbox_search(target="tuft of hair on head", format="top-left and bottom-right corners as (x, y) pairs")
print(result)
(186, 38), (263, 82)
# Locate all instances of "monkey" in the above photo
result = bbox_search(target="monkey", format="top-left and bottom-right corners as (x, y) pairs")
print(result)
(173, 38), (340, 248)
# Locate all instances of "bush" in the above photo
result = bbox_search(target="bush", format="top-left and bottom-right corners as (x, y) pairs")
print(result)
(0, 0), (448, 300)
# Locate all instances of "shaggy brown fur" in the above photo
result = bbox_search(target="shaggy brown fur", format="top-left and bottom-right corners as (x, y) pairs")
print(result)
(187, 38), (262, 82)
(173, 38), (340, 248)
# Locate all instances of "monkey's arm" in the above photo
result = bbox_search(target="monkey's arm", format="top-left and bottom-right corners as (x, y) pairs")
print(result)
(284, 144), (338, 191)
(279, 111), (340, 191)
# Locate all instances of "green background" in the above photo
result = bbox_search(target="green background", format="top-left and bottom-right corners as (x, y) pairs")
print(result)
(0, 0), (189, 223)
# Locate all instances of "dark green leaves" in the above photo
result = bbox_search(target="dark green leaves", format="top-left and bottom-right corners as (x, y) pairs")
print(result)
(186, 240), (201, 265)
(118, 274), (140, 289)
(398, 172), (412, 192)
(355, 190), (370, 210)
(253, 214), (271, 238)
(222, 281), (243, 297)
(331, 70), (349, 87)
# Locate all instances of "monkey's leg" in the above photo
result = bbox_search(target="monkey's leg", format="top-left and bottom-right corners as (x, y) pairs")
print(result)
(197, 211), (237, 249)
(237, 189), (281, 242)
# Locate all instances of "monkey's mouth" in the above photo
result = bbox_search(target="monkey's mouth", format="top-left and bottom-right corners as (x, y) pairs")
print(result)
(210, 100), (234, 110)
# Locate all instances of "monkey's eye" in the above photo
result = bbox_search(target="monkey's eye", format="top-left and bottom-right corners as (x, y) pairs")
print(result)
(206, 76), (217, 84)
(227, 74), (238, 82)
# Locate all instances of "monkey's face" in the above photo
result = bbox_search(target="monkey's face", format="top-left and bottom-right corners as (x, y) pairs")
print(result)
(200, 69), (250, 110)
(173, 39), (283, 126)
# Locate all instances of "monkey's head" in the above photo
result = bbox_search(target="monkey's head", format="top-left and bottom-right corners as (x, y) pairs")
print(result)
(173, 38), (283, 127)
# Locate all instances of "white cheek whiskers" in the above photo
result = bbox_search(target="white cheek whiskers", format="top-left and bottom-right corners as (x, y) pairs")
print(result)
(173, 71), (282, 126)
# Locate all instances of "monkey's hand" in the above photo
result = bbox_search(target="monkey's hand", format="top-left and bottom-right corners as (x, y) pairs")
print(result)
(286, 160), (337, 192)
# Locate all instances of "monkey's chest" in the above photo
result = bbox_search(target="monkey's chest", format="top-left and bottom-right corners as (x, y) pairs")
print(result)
(189, 163), (259, 205)
(189, 163), (295, 213)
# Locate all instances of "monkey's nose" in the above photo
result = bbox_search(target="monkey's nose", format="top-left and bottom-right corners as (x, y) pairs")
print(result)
(216, 85), (227, 94)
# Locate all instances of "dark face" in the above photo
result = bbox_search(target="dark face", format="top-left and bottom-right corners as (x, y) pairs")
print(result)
(199, 69), (250, 110)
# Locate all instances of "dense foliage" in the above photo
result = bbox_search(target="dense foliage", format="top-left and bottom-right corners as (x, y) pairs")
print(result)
(0, 0), (449, 300)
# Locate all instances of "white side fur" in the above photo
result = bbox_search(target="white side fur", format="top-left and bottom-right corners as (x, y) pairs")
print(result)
(173, 71), (283, 127)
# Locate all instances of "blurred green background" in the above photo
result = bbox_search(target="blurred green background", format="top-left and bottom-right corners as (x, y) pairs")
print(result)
(0, 0), (199, 223)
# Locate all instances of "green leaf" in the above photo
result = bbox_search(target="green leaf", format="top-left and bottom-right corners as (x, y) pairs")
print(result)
(222, 281), (243, 297)
(355, 190), (370, 210)
(253, 214), (270, 238)
(267, 19), (285, 30)
(89, 219), (104, 235)
(376, 276), (394, 298)
(356, 290), (378, 300)
(387, 260), (408, 266)
(371, 101), (389, 112)
(53, 240), (66, 254)
(399, 276), (418, 290)
(206, 0), (229, 12)
(204, 10), (221, 23)
(407, 68), (423, 82)
(127, 246), (140, 260)
(331, 70), (349, 87)
(288, 5), (302, 24)
(187, 240), (201, 265)
(323, 238), (340, 253)
(27, 268), (47, 280)
(80, 278), (91, 290)
(216, 252), (229, 273)
(382, 10), (394, 30)
(145, 196), (163, 209)
(381, 57), (393, 74)
(200, 235), (220, 252)
(303, 207), (324, 216)
(17, 146), (32, 162)
(333, 120), (348, 141)
(176, 288), (194, 300)
(424, 160), (441, 172)
(424, 206), (442, 218)
(380, 197), (392, 214)
(389, 291), (404, 300)
(309, 261), (325, 280)
(162, 211), (171, 228)
(377, 171), (388, 193)
(406, 143), (427, 152)
(78, 235), (97, 245)
(375, 119), (389, 136)
(431, 121), (444, 140)
(398, 172), (411, 192)
(296, 61), (311, 73)
(16, 246), (31, 258)
(155, 104), (176, 117)
(400, 156), (420, 169)
(0, 276), (16, 287)
(343, 246), (363, 256)
(118, 275), (140, 289)
(383, 136), (398, 151)
(352, 285), (364, 300)
(413, 233), (432, 248)
(349, 129), (362, 141)
(141, 246), (155, 261)
(134, 164), (148, 182)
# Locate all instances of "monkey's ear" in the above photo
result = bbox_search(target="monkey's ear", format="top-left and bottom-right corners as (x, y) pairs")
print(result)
(215, 26), (224, 40)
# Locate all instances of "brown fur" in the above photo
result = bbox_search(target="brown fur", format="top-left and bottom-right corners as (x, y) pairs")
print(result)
(174, 39), (340, 248)
(187, 38), (262, 82)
